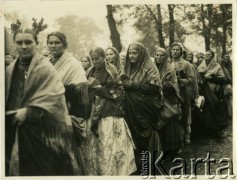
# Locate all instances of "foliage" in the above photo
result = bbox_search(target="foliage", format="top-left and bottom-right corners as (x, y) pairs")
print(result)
(112, 4), (232, 57)
(5, 14), (48, 55)
(32, 18), (47, 34)
(55, 14), (103, 57)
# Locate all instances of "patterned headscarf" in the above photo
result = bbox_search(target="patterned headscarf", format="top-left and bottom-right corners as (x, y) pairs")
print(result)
(154, 47), (168, 73)
(124, 42), (161, 86)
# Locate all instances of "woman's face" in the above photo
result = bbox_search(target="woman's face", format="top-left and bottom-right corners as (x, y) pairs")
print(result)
(171, 45), (182, 58)
(197, 57), (204, 65)
(186, 54), (193, 63)
(128, 49), (139, 64)
(154, 50), (166, 64)
(205, 51), (213, 64)
(90, 53), (104, 69)
(47, 36), (65, 58)
(120, 55), (126, 66)
(14, 33), (37, 59)
(80, 57), (90, 70)
(106, 49), (116, 64)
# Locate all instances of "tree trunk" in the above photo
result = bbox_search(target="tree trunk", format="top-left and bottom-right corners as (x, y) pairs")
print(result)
(168, 5), (175, 47)
(220, 4), (227, 57)
(201, 4), (212, 51)
(106, 5), (122, 52)
(157, 5), (165, 48)
(145, 5), (165, 48)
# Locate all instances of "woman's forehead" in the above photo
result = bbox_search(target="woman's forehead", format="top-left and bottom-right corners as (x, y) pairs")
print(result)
(128, 49), (138, 52)
(155, 50), (165, 55)
(48, 36), (62, 42)
(15, 33), (35, 40)
(91, 52), (102, 57)
(171, 45), (182, 49)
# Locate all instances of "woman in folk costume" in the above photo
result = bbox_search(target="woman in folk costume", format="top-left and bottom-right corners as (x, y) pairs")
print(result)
(185, 50), (200, 100)
(219, 55), (232, 121)
(170, 42), (195, 145)
(47, 31), (89, 119)
(154, 48), (184, 154)
(105, 47), (121, 72)
(197, 50), (228, 137)
(86, 47), (136, 175)
(5, 28), (80, 176)
(80, 55), (93, 72)
(47, 31), (88, 174)
(121, 42), (163, 174)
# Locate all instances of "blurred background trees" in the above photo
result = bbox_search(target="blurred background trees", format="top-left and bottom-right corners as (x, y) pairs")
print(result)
(110, 4), (232, 57)
(4, 3), (232, 59)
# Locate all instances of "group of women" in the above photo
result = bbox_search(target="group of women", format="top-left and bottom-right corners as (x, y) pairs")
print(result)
(5, 29), (232, 176)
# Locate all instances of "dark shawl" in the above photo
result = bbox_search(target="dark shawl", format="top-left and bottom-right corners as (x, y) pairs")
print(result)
(197, 59), (227, 130)
(122, 42), (162, 154)
(6, 53), (81, 175)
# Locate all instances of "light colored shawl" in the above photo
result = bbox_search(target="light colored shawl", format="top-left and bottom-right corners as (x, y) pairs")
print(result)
(50, 50), (87, 85)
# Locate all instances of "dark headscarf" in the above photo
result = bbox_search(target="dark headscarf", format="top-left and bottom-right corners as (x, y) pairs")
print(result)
(47, 31), (68, 48)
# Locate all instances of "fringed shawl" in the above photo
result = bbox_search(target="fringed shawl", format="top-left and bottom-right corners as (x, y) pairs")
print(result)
(6, 53), (81, 174)
(6, 53), (71, 126)
(86, 62), (122, 136)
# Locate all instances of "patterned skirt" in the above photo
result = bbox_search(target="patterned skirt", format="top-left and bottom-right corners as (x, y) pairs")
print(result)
(82, 116), (137, 175)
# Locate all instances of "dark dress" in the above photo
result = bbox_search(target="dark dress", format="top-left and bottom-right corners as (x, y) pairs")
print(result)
(5, 54), (78, 176)
(122, 43), (162, 174)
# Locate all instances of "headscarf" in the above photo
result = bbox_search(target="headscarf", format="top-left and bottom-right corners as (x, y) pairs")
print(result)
(124, 42), (161, 86)
(105, 47), (120, 71)
(154, 48), (168, 75)
(89, 47), (119, 82)
(170, 42), (184, 59)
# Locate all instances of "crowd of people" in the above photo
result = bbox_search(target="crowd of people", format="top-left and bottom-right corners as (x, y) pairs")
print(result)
(5, 28), (232, 176)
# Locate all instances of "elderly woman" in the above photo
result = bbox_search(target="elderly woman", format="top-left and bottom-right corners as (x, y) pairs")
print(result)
(197, 50), (228, 137)
(5, 28), (79, 175)
(121, 42), (162, 174)
(154, 48), (183, 154)
(80, 55), (92, 72)
(86, 47), (136, 175)
(170, 42), (195, 145)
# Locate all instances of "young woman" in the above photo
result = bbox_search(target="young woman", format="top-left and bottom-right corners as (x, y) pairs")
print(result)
(80, 55), (92, 72)
(86, 47), (136, 175)
(5, 28), (79, 176)
(105, 47), (121, 71)
(170, 42), (195, 145)
(154, 48), (183, 154)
